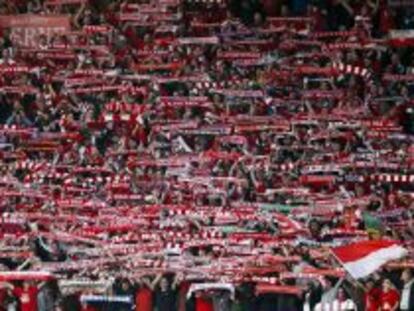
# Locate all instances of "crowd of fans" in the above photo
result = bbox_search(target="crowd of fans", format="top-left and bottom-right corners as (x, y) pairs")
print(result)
(0, 0), (414, 310)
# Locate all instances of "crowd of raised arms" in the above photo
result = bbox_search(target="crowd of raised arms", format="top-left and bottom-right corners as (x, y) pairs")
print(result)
(0, 0), (414, 310)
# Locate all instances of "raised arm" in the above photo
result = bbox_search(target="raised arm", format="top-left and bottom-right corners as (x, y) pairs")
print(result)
(367, 0), (379, 13)
(338, 0), (354, 16)
(32, 0), (42, 12)
(73, 1), (87, 29)
(150, 273), (163, 290)
(17, 257), (33, 271)
(171, 273), (182, 290)
(38, 281), (47, 290)
(0, 282), (14, 290)
(141, 277), (153, 290)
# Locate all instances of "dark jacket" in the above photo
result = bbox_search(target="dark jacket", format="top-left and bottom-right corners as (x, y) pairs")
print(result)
(400, 280), (414, 311)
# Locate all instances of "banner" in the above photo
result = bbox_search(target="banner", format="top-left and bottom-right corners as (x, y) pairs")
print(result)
(45, 0), (85, 5)
(389, 29), (414, 47)
(0, 15), (70, 47)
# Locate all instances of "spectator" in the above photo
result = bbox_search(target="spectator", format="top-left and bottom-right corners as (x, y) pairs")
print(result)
(37, 280), (61, 311)
(399, 268), (414, 311)
(135, 277), (154, 311)
(195, 291), (213, 311)
(154, 275), (179, 311)
(0, 1), (413, 311)
(314, 287), (356, 311)
(363, 279), (380, 311)
(1, 281), (41, 311)
(113, 279), (135, 311)
(379, 279), (400, 311)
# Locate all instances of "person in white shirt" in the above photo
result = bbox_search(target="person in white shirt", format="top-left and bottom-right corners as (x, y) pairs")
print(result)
(400, 268), (414, 311)
(314, 287), (356, 311)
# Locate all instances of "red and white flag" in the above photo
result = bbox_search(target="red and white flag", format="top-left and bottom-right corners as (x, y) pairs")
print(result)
(331, 240), (407, 279)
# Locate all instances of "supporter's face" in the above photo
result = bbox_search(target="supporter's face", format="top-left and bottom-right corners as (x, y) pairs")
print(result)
(122, 281), (129, 290)
(401, 269), (412, 283)
(99, 14), (106, 23)
(323, 279), (332, 290)
(391, 53), (399, 65)
(254, 13), (262, 26)
(23, 281), (30, 290)
(309, 222), (320, 235)
(337, 288), (345, 301)
(382, 279), (391, 292)
(84, 10), (92, 23)
(160, 277), (168, 291)
(281, 5), (289, 16)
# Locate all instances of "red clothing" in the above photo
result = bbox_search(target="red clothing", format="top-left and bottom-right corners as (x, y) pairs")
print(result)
(379, 4), (394, 34)
(0, 288), (7, 311)
(136, 287), (153, 311)
(13, 286), (38, 311)
(255, 182), (266, 194)
(379, 289), (400, 311)
(365, 288), (381, 311)
(195, 296), (213, 311)
(178, 282), (191, 311)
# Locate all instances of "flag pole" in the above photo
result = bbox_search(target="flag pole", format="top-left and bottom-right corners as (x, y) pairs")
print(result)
(328, 248), (366, 290)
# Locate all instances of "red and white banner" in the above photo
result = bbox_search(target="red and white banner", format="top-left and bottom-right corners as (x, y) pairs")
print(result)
(331, 240), (407, 279)
(0, 15), (70, 47)
(389, 29), (414, 47)
(45, 0), (86, 6)
(0, 271), (55, 281)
